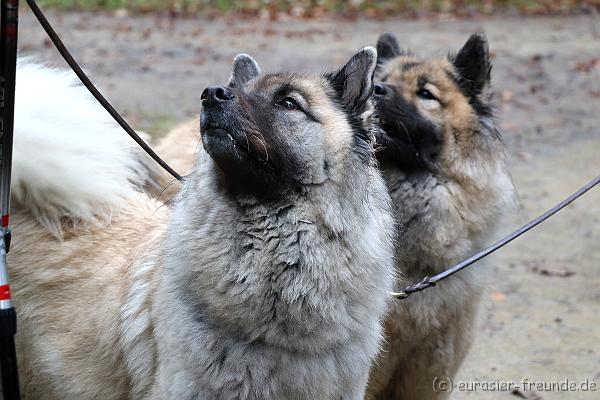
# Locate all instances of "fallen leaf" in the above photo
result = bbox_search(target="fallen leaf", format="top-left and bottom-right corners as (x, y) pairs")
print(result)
(491, 292), (506, 302)
(501, 90), (514, 103)
(530, 266), (575, 277)
(517, 151), (533, 161)
(574, 58), (600, 73)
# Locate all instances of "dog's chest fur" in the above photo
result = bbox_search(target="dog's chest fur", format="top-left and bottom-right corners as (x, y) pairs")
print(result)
(150, 158), (394, 399)
(379, 160), (515, 340)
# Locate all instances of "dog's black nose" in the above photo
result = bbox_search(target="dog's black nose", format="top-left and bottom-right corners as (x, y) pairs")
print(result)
(201, 85), (235, 105)
(374, 83), (387, 96)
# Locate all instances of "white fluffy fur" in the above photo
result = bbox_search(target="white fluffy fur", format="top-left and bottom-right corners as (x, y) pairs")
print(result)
(13, 60), (150, 238)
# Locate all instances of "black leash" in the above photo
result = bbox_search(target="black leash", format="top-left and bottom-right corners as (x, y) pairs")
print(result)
(0, 0), (21, 399)
(25, 0), (183, 182)
(391, 174), (600, 299)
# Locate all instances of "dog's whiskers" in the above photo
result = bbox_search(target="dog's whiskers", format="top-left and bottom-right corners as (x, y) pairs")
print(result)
(251, 132), (269, 162)
(242, 131), (251, 153)
(395, 120), (413, 144)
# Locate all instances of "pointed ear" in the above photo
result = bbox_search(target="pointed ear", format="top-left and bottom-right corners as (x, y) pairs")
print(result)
(376, 33), (402, 66)
(327, 47), (377, 114)
(227, 54), (261, 88)
(451, 33), (491, 97)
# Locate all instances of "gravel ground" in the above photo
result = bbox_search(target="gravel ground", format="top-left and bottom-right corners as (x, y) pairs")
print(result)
(17, 8), (600, 400)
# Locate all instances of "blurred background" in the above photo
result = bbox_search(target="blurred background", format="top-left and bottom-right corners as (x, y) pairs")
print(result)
(32, 0), (600, 17)
(18, 1), (600, 399)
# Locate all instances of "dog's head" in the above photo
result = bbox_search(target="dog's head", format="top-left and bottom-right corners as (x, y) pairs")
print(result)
(200, 48), (378, 198)
(373, 33), (497, 173)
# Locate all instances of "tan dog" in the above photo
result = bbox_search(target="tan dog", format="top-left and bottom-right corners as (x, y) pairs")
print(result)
(10, 50), (396, 399)
(365, 33), (517, 399)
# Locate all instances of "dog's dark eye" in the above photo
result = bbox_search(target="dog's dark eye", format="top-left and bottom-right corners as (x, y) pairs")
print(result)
(416, 89), (437, 101)
(278, 97), (299, 111)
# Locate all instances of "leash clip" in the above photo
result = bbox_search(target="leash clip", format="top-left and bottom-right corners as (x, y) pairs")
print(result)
(390, 291), (410, 299)
(391, 276), (435, 300)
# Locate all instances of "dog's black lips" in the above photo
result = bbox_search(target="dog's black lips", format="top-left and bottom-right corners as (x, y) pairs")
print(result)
(203, 122), (248, 154)
(376, 118), (424, 168)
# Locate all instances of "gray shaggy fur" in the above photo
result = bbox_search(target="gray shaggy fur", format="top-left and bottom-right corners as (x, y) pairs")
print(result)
(151, 50), (396, 400)
(152, 150), (394, 399)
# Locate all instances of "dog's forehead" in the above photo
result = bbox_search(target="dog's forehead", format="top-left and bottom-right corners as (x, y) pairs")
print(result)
(378, 55), (419, 79)
(382, 57), (457, 88)
(246, 73), (332, 104)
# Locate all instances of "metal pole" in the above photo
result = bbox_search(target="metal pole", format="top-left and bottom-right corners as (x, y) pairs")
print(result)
(0, 0), (21, 399)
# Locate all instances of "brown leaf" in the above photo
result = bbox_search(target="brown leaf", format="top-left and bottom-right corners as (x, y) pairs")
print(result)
(517, 151), (533, 161)
(530, 266), (575, 277)
(501, 90), (514, 103)
(491, 292), (506, 302)
(574, 58), (600, 73)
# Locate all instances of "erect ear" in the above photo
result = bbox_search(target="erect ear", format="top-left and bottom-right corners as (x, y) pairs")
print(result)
(376, 33), (403, 67)
(227, 54), (261, 88)
(327, 46), (377, 114)
(451, 33), (491, 97)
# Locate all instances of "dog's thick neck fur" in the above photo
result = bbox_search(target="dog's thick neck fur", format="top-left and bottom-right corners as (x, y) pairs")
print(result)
(383, 113), (514, 278)
(146, 149), (394, 399)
